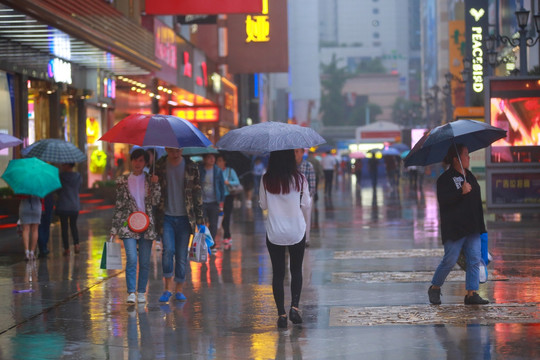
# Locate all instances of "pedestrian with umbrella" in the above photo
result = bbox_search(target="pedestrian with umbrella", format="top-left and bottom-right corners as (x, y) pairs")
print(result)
(56, 163), (83, 256)
(1, 158), (61, 261)
(217, 121), (323, 329)
(404, 119), (506, 305)
(21, 138), (86, 257)
(100, 114), (211, 303)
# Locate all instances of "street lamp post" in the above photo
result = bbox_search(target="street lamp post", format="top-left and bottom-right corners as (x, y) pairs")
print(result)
(487, 7), (540, 76)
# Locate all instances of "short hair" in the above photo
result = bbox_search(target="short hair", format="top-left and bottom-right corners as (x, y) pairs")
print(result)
(443, 144), (466, 166)
(131, 148), (149, 163)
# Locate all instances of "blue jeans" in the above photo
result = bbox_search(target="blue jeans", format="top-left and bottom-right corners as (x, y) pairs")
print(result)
(122, 237), (153, 294)
(162, 215), (192, 283)
(432, 233), (481, 291)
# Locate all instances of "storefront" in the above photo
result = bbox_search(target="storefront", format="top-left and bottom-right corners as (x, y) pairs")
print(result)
(0, 0), (159, 188)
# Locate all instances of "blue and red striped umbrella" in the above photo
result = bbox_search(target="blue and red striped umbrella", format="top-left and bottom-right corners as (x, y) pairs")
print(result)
(99, 114), (212, 148)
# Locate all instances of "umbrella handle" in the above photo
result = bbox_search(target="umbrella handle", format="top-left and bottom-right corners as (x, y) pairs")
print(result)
(453, 142), (467, 183)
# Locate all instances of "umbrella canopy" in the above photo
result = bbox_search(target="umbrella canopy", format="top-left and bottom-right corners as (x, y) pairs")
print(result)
(389, 143), (409, 153)
(21, 139), (86, 163)
(381, 147), (401, 156)
(404, 119), (507, 167)
(100, 114), (212, 149)
(181, 146), (219, 156)
(314, 144), (334, 154)
(216, 122), (326, 153)
(1, 158), (61, 198)
(0, 133), (22, 150)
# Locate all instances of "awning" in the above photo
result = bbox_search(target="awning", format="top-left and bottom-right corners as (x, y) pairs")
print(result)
(0, 0), (160, 75)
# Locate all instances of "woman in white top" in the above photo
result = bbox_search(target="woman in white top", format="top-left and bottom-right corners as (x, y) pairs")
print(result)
(259, 150), (311, 329)
(110, 149), (160, 304)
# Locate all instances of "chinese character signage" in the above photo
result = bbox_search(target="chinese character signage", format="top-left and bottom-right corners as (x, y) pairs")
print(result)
(227, 0), (288, 73)
(146, 0), (262, 15)
(490, 172), (540, 206)
(173, 107), (219, 122)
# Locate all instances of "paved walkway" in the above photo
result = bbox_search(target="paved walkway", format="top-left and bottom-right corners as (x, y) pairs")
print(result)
(0, 177), (539, 359)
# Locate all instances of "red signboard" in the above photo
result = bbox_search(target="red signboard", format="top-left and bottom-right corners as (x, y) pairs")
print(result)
(145, 0), (262, 15)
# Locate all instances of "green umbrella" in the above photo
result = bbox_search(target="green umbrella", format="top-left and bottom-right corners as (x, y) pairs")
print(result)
(181, 146), (219, 156)
(1, 158), (61, 198)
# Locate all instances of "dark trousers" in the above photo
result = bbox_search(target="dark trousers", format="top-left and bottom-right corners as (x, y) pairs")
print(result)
(38, 194), (54, 253)
(203, 201), (220, 242)
(57, 211), (79, 250)
(222, 195), (234, 239)
(323, 170), (334, 195)
(266, 235), (306, 316)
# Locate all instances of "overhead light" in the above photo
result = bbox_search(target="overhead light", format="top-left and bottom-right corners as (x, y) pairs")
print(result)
(131, 86), (136, 91)
(158, 85), (163, 90)
(180, 99), (193, 106)
(167, 100), (178, 106)
(102, 103), (108, 108)
(156, 95), (161, 99)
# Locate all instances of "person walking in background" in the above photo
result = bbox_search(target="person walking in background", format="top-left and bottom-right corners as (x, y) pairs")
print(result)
(369, 156), (379, 189)
(155, 147), (205, 303)
(199, 153), (225, 251)
(37, 192), (54, 258)
(307, 150), (323, 202)
(19, 195), (41, 261)
(252, 157), (266, 201)
(428, 144), (489, 306)
(321, 150), (337, 197)
(56, 163), (82, 256)
(259, 150), (311, 329)
(110, 149), (160, 304)
(294, 148), (315, 247)
(216, 154), (239, 250)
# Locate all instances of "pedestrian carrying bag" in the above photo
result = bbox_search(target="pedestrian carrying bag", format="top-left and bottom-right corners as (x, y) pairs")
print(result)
(189, 231), (208, 263)
(226, 168), (244, 195)
(456, 232), (492, 283)
(100, 236), (123, 270)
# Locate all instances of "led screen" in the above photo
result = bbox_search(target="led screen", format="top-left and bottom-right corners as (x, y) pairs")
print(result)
(489, 79), (540, 164)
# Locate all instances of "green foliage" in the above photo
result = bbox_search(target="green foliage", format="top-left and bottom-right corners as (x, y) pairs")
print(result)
(355, 58), (386, 74)
(391, 98), (424, 127)
(0, 187), (14, 198)
(320, 55), (383, 126)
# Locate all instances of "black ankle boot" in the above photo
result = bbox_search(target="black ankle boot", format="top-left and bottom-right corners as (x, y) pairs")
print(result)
(277, 315), (288, 329)
(289, 307), (303, 324)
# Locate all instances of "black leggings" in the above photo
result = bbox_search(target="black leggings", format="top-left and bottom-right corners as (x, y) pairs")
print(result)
(58, 211), (79, 250)
(222, 195), (234, 239)
(266, 235), (306, 316)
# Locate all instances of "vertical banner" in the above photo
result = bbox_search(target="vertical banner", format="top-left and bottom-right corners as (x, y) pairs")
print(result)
(465, 0), (488, 98)
(227, 0), (288, 73)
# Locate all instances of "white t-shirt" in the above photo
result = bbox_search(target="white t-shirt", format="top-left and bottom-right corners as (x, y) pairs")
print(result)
(128, 173), (146, 212)
(258, 175), (311, 246)
(321, 155), (337, 170)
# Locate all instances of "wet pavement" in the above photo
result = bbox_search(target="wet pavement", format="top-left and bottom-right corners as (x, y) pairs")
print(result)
(0, 175), (539, 359)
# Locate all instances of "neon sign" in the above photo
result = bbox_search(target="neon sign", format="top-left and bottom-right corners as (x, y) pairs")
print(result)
(245, 0), (270, 43)
(467, 5), (487, 94)
(183, 51), (192, 78)
(173, 107), (219, 122)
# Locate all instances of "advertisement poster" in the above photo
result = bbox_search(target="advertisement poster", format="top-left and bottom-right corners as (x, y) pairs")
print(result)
(490, 172), (540, 206)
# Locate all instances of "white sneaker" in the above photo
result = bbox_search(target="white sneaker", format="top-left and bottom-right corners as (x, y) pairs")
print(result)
(137, 293), (146, 303)
(126, 293), (136, 303)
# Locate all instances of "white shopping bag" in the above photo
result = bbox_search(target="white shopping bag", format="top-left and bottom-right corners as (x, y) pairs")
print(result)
(189, 232), (208, 263)
(100, 237), (123, 270)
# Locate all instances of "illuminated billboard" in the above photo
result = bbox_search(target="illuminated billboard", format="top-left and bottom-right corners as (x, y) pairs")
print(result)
(488, 78), (540, 164)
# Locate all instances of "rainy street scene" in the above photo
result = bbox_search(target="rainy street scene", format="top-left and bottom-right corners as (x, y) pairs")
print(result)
(1, 0), (540, 359)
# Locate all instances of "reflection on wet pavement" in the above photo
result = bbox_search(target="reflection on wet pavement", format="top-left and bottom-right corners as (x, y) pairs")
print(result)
(0, 178), (539, 359)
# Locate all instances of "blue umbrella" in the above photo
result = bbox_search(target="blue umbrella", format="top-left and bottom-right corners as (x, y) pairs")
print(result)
(390, 143), (409, 153)
(21, 138), (86, 163)
(404, 119), (506, 167)
(381, 147), (401, 156)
